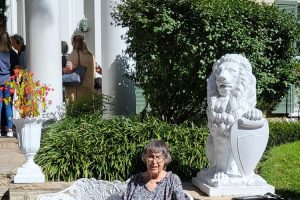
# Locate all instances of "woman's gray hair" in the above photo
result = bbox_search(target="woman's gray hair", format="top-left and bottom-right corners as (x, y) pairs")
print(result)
(141, 139), (172, 166)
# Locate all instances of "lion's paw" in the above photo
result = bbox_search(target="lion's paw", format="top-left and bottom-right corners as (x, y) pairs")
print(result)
(212, 171), (229, 180)
(244, 108), (263, 121)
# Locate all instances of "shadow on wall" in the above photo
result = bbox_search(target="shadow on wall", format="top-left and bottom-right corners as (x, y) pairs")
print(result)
(30, 0), (53, 28)
(105, 55), (136, 116)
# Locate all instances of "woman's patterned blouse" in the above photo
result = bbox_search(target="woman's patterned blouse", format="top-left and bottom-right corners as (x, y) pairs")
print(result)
(123, 171), (186, 200)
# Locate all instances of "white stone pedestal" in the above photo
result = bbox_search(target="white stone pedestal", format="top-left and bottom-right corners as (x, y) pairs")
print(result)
(14, 163), (45, 183)
(13, 118), (45, 183)
(193, 179), (275, 197)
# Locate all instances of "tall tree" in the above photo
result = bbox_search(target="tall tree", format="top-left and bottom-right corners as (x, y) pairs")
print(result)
(113, 0), (299, 123)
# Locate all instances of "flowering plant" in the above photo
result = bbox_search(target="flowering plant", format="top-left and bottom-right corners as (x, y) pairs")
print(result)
(5, 69), (53, 118)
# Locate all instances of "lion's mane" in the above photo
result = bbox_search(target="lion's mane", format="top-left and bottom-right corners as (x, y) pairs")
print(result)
(207, 54), (257, 135)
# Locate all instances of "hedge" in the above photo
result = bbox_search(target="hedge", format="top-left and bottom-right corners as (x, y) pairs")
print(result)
(35, 116), (300, 182)
(35, 114), (209, 182)
(268, 120), (300, 148)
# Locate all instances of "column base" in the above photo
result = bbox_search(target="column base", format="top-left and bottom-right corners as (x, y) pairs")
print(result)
(14, 164), (45, 183)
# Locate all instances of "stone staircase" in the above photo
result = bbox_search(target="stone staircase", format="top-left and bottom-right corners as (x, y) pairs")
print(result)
(0, 137), (25, 200)
(0, 137), (71, 200)
(0, 137), (24, 175)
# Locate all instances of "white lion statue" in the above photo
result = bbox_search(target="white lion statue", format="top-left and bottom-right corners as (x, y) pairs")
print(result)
(199, 54), (266, 187)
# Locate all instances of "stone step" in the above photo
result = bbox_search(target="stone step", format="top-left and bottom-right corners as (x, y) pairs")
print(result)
(0, 137), (24, 200)
(0, 138), (25, 176)
(0, 176), (10, 200)
(0, 138), (19, 150)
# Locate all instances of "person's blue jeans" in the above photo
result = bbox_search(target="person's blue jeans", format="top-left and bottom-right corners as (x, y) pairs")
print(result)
(0, 85), (12, 130)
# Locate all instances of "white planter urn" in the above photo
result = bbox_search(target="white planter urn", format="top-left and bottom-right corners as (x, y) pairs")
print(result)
(13, 118), (45, 183)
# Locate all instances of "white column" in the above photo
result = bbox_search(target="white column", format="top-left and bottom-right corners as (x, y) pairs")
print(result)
(84, 0), (95, 55)
(93, 0), (101, 66)
(25, 0), (63, 119)
(17, 0), (26, 38)
(59, 0), (84, 53)
(5, 0), (18, 35)
(5, 0), (25, 36)
(101, 0), (135, 117)
(84, 0), (101, 68)
(59, 0), (72, 49)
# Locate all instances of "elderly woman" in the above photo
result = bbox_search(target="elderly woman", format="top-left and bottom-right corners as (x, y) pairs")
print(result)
(123, 139), (186, 200)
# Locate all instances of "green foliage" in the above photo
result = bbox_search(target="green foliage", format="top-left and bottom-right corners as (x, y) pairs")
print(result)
(35, 115), (300, 183)
(259, 141), (300, 199)
(112, 0), (299, 123)
(64, 93), (105, 117)
(268, 121), (300, 148)
(35, 115), (208, 182)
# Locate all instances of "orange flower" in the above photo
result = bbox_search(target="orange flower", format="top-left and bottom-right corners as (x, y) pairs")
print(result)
(13, 69), (20, 74)
(6, 69), (53, 118)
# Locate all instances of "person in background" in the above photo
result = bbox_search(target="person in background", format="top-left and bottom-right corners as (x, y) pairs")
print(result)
(61, 41), (68, 68)
(82, 41), (102, 90)
(0, 31), (14, 137)
(82, 40), (101, 75)
(95, 62), (102, 75)
(94, 62), (102, 91)
(10, 34), (26, 69)
(123, 139), (186, 200)
(1, 34), (20, 136)
(64, 34), (95, 101)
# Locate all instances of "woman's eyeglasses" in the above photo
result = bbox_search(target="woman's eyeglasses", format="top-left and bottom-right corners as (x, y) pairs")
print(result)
(146, 155), (165, 163)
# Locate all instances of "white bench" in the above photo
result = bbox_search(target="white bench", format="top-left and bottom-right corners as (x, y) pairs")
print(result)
(36, 178), (194, 200)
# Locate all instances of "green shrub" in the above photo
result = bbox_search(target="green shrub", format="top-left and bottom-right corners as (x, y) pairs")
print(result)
(268, 121), (300, 148)
(64, 93), (105, 117)
(113, 0), (299, 123)
(36, 116), (300, 182)
(36, 115), (208, 182)
(259, 141), (300, 199)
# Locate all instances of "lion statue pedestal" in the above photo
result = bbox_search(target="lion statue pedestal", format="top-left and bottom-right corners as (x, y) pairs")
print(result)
(192, 54), (274, 197)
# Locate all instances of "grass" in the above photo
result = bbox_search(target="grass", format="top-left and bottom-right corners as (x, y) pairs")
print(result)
(259, 141), (300, 199)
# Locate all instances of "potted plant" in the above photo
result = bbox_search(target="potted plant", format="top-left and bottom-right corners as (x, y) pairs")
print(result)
(5, 69), (52, 183)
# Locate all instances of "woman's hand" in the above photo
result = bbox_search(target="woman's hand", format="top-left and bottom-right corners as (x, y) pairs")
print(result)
(96, 64), (102, 74)
(63, 61), (74, 73)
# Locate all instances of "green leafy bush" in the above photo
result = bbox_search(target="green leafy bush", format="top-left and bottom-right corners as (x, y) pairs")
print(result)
(36, 115), (300, 182)
(36, 115), (208, 181)
(268, 121), (300, 148)
(64, 93), (105, 117)
(113, 0), (299, 122)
